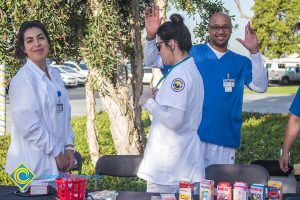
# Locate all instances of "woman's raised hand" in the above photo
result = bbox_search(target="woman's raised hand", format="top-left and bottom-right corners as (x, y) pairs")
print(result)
(145, 3), (163, 40)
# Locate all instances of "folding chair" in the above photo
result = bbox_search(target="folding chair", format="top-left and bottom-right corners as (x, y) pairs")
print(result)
(250, 160), (293, 176)
(251, 160), (297, 193)
(283, 193), (300, 200)
(94, 155), (143, 189)
(205, 164), (270, 187)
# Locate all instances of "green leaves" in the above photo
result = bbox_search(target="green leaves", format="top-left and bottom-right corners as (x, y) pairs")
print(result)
(252, 0), (300, 58)
(0, 0), (83, 81)
(237, 112), (300, 165)
(170, 0), (230, 43)
(81, 1), (123, 78)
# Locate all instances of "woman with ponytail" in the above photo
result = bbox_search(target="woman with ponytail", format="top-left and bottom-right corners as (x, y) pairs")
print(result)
(138, 13), (205, 193)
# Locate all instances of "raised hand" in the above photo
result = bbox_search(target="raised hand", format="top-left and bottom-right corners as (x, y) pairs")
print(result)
(145, 3), (162, 40)
(236, 22), (259, 54)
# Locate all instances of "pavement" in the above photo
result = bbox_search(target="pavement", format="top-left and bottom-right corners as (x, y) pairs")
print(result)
(242, 94), (294, 114)
(2, 93), (296, 135)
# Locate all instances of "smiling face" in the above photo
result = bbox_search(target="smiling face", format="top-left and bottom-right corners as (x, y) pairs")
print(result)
(22, 27), (50, 64)
(208, 13), (232, 52)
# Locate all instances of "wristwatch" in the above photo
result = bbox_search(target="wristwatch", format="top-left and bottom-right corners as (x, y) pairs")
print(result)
(65, 145), (75, 153)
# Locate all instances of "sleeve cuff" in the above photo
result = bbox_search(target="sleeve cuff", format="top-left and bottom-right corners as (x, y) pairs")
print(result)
(143, 98), (156, 112)
(145, 39), (157, 49)
(65, 146), (75, 153)
(250, 52), (262, 59)
(146, 36), (156, 42)
(50, 147), (61, 158)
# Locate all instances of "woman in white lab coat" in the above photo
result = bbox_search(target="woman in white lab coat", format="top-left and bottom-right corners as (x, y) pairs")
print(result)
(137, 12), (204, 193)
(5, 20), (75, 180)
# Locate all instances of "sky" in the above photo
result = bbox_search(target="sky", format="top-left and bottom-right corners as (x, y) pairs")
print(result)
(167, 0), (254, 56)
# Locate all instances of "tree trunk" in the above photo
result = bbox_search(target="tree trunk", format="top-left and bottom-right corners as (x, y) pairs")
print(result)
(233, 0), (252, 21)
(157, 0), (168, 22)
(130, 0), (146, 147)
(97, 72), (144, 154)
(82, 0), (146, 155)
(85, 71), (100, 166)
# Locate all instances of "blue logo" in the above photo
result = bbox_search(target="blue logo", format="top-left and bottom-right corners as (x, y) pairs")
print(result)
(9, 162), (36, 190)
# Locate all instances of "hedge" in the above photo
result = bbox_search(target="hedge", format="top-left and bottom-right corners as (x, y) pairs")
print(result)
(1, 111), (300, 191)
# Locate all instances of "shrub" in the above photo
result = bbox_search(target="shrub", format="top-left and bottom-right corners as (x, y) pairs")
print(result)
(0, 134), (13, 186)
(1, 111), (300, 191)
(238, 112), (300, 164)
(0, 111), (148, 191)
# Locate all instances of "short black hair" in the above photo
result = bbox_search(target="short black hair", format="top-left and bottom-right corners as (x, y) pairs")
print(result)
(15, 20), (51, 60)
(157, 14), (192, 52)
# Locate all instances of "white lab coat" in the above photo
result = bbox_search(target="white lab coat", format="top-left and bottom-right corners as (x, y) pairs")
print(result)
(5, 59), (74, 180)
(138, 58), (205, 185)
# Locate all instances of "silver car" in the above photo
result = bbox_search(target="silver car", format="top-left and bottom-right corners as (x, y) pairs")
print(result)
(58, 65), (86, 85)
(280, 66), (300, 85)
(51, 65), (78, 86)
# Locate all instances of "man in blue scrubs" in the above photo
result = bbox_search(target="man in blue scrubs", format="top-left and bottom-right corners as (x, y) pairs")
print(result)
(279, 87), (300, 172)
(144, 4), (268, 167)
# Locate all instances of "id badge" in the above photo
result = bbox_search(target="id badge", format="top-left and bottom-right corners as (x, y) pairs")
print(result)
(56, 103), (63, 113)
(223, 79), (235, 93)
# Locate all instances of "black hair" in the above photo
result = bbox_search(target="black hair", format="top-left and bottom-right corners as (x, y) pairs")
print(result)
(15, 20), (51, 60)
(157, 14), (192, 52)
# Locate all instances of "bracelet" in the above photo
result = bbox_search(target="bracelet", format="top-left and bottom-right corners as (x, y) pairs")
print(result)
(65, 146), (75, 153)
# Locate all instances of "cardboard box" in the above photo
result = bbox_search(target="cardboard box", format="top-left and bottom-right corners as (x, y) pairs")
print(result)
(217, 182), (232, 200)
(250, 184), (265, 200)
(199, 179), (214, 200)
(267, 180), (282, 200)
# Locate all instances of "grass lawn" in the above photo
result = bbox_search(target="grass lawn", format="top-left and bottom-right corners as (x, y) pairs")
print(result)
(1, 111), (300, 191)
(244, 85), (299, 94)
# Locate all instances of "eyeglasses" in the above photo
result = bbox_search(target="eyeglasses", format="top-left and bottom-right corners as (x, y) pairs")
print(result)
(156, 40), (169, 52)
(209, 25), (232, 32)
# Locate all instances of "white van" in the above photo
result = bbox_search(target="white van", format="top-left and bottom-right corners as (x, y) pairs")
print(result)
(265, 62), (286, 83)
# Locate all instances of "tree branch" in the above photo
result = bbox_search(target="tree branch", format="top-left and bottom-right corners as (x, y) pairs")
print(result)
(234, 0), (252, 21)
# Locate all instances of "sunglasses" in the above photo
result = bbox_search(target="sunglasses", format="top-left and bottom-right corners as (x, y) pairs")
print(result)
(156, 40), (170, 52)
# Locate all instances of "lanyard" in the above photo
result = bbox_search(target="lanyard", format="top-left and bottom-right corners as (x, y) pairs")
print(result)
(155, 56), (191, 88)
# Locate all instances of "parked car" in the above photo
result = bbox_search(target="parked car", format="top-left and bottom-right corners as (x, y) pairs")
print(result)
(143, 67), (152, 84)
(265, 62), (286, 83)
(58, 65), (86, 85)
(280, 66), (300, 85)
(63, 61), (89, 77)
(127, 65), (152, 84)
(51, 65), (78, 86)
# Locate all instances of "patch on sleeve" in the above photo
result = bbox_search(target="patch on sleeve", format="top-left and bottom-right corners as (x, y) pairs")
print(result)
(171, 78), (185, 92)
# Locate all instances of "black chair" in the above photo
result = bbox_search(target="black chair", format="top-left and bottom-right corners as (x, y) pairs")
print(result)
(205, 164), (270, 187)
(251, 160), (293, 176)
(251, 160), (300, 193)
(94, 155), (143, 189)
(71, 151), (83, 174)
(283, 193), (300, 200)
